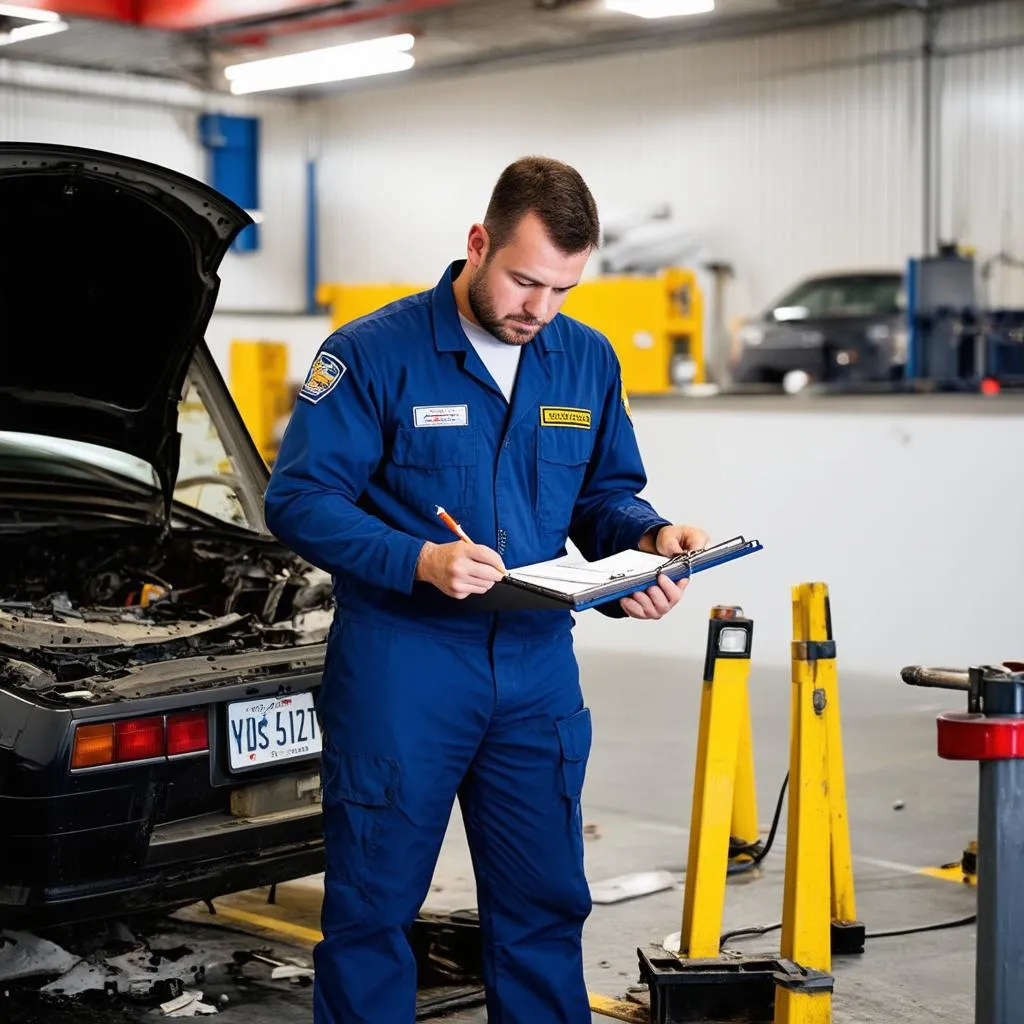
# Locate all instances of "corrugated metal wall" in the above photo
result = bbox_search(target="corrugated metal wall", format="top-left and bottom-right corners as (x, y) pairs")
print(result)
(938, 3), (1024, 306)
(314, 1), (1023, 323)
(315, 11), (925, 323)
(0, 77), (310, 312)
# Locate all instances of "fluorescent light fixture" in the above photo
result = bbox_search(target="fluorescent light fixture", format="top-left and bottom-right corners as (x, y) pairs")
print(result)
(605, 0), (714, 17)
(224, 33), (415, 94)
(0, 4), (62, 20)
(0, 19), (67, 45)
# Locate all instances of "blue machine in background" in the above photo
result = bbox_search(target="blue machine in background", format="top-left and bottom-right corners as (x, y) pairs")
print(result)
(905, 251), (1024, 390)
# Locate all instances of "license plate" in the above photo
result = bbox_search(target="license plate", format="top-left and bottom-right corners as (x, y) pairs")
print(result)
(227, 691), (322, 770)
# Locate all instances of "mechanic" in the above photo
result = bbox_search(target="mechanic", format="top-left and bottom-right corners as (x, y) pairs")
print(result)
(264, 156), (709, 1024)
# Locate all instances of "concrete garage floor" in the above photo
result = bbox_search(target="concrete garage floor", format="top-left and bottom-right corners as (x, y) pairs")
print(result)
(201, 646), (980, 1023)
(8, 647), (980, 1023)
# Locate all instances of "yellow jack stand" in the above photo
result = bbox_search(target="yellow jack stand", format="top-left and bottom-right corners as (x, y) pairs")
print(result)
(636, 606), (795, 1023)
(631, 588), (862, 1024)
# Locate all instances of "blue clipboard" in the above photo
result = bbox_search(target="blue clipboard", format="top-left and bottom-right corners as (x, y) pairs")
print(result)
(465, 536), (763, 613)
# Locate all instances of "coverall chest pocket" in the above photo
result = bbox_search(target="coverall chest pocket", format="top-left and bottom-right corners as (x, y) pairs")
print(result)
(387, 426), (477, 519)
(537, 428), (593, 534)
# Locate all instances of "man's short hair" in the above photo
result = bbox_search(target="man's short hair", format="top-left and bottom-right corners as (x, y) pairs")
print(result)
(483, 156), (601, 257)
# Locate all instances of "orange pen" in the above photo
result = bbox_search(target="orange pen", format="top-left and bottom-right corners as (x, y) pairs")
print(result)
(435, 505), (473, 544)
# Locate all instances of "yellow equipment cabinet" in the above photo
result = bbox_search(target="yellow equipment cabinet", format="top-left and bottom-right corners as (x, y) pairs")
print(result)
(316, 269), (705, 395)
(317, 282), (426, 331)
(228, 340), (290, 465)
(561, 268), (704, 393)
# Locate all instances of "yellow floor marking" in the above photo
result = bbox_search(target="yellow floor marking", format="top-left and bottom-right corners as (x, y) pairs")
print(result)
(919, 864), (976, 886)
(587, 993), (648, 1022)
(211, 904), (324, 946)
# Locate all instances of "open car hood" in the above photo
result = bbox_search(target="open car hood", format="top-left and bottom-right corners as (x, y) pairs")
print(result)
(0, 143), (251, 505)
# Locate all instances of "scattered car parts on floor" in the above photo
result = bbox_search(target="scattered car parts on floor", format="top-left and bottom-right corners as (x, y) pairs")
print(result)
(1, 912), (487, 1023)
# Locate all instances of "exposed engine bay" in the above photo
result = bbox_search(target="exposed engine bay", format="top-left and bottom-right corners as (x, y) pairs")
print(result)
(0, 526), (334, 699)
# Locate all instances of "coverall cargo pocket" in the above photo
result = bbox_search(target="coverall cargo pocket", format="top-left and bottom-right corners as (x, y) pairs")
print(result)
(321, 746), (399, 913)
(388, 426), (477, 519)
(555, 707), (593, 802)
(537, 429), (592, 533)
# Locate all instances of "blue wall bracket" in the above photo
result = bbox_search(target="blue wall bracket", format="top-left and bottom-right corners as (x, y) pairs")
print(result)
(198, 112), (261, 253)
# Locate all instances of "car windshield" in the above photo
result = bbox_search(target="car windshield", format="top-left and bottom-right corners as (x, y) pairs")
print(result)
(0, 378), (253, 531)
(769, 275), (904, 320)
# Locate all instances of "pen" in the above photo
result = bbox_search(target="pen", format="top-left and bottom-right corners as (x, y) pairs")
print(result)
(435, 504), (473, 544)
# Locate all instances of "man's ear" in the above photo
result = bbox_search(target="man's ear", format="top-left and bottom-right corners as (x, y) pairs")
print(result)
(466, 223), (490, 268)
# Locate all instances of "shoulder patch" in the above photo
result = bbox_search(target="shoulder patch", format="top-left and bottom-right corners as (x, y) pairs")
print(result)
(299, 352), (346, 404)
(621, 382), (632, 420)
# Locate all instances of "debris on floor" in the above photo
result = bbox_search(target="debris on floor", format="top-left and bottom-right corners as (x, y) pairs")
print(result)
(0, 931), (81, 983)
(0, 919), (323, 1021)
(160, 990), (219, 1017)
(589, 869), (677, 905)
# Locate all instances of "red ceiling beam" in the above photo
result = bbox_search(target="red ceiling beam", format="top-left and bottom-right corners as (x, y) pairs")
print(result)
(7, 0), (140, 20)
(139, 1), (349, 30)
(6, 1), (356, 30)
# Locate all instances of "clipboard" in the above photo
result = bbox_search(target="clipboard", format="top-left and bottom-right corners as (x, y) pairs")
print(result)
(464, 536), (763, 613)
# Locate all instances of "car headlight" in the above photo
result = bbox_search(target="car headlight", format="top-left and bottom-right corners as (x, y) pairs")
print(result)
(738, 324), (765, 346)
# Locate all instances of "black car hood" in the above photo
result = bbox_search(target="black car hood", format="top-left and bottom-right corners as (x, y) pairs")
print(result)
(0, 143), (251, 505)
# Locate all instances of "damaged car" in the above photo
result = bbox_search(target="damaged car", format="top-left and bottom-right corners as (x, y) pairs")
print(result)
(0, 143), (334, 930)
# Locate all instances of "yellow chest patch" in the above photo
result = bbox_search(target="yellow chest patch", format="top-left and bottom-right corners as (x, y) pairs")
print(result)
(540, 406), (592, 429)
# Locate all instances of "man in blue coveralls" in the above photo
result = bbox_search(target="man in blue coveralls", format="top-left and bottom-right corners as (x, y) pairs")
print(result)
(264, 156), (709, 1024)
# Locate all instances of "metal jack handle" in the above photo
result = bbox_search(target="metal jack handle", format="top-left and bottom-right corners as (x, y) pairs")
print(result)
(902, 662), (1024, 1024)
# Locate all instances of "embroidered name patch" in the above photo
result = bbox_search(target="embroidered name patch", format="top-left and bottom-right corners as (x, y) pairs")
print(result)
(540, 406), (591, 429)
(299, 352), (346, 404)
(414, 405), (469, 427)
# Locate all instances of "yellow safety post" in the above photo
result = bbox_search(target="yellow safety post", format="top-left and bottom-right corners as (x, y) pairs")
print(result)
(774, 582), (850, 1024)
(678, 606), (756, 958)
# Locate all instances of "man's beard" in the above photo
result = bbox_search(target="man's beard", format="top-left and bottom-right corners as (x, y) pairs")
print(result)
(468, 268), (543, 346)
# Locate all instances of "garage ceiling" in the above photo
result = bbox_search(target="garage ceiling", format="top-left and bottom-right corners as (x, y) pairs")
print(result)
(0, 0), (986, 94)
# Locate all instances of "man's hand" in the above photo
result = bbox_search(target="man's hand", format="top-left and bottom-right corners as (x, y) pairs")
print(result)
(416, 541), (506, 599)
(638, 524), (710, 557)
(621, 523), (710, 620)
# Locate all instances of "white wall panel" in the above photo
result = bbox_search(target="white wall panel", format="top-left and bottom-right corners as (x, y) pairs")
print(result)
(0, 78), (309, 314)
(315, 13), (924, 324)
(570, 400), (1024, 675)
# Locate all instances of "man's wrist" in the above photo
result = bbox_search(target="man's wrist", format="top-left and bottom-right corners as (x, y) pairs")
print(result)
(637, 525), (664, 555)
(414, 541), (436, 583)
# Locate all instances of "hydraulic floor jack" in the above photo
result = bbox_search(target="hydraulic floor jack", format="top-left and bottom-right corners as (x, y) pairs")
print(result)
(902, 662), (1024, 1024)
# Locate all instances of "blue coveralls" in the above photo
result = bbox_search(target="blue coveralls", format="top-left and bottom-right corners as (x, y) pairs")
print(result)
(264, 261), (671, 1024)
